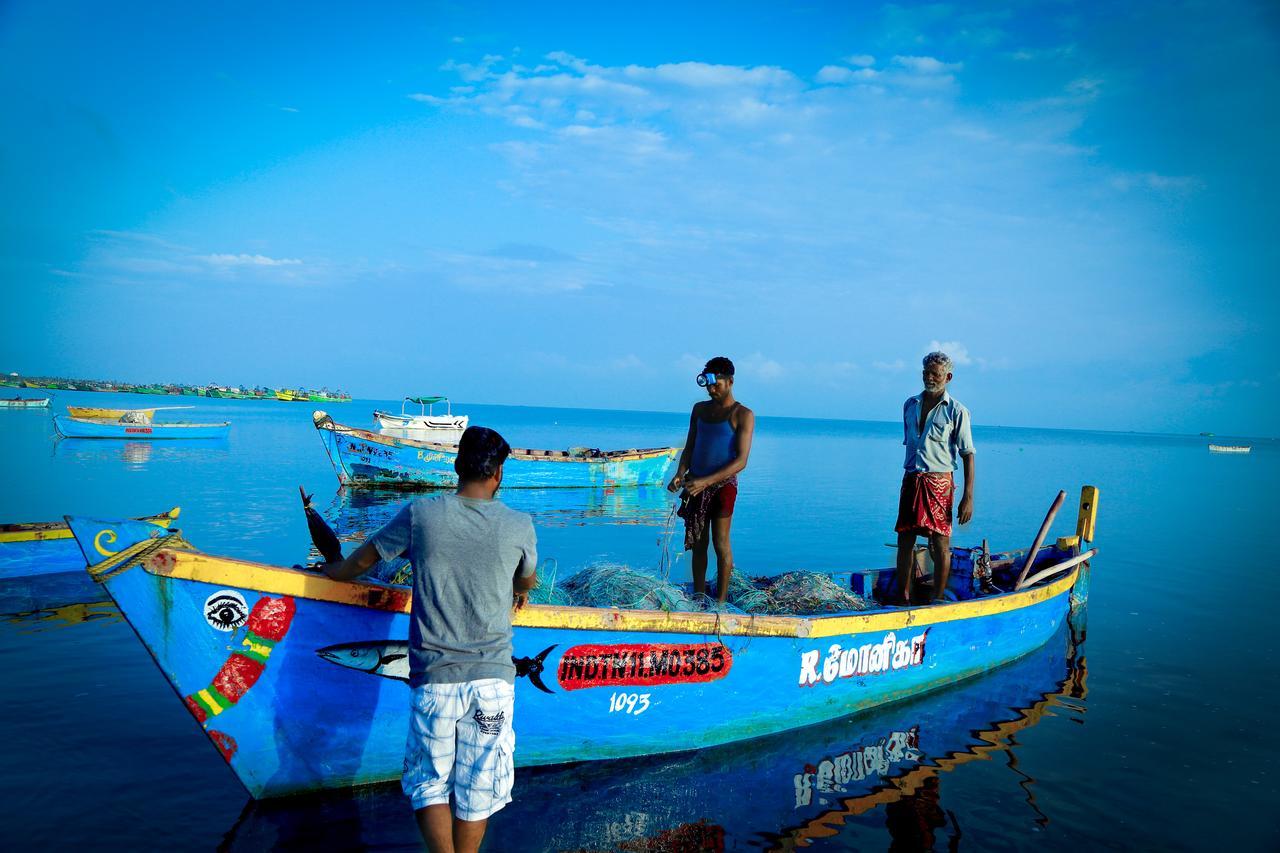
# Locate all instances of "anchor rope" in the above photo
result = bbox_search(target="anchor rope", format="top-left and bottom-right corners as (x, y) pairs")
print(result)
(87, 533), (195, 582)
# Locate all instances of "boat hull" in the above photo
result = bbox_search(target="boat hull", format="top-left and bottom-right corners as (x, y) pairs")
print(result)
(0, 397), (50, 408)
(66, 406), (157, 421)
(315, 412), (677, 488)
(0, 508), (178, 612)
(53, 416), (230, 440)
(89, 539), (1083, 799)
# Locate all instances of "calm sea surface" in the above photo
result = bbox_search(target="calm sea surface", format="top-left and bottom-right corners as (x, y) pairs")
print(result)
(1, 392), (1276, 850)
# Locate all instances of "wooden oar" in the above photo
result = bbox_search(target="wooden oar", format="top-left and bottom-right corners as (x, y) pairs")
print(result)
(1014, 490), (1066, 589)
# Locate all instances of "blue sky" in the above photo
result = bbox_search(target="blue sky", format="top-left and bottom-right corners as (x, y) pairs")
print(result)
(2, 1), (1277, 435)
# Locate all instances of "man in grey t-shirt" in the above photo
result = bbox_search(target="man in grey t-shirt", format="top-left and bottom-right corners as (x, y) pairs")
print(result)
(323, 426), (537, 853)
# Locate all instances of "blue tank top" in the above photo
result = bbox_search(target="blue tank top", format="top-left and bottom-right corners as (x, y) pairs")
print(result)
(690, 411), (737, 477)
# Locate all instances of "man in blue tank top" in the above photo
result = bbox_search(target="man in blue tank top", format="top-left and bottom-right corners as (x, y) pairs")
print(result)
(668, 356), (756, 604)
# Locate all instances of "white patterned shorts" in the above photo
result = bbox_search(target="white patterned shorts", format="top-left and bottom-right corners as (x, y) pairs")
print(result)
(402, 678), (516, 820)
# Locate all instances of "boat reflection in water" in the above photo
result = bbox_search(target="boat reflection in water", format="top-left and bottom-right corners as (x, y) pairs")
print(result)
(220, 616), (1087, 851)
(4, 601), (121, 632)
(53, 436), (231, 470)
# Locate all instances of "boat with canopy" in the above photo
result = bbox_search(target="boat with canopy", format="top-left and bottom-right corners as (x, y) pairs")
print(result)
(372, 396), (468, 438)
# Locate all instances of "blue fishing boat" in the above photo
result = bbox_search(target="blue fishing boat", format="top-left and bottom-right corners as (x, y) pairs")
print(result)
(224, 618), (1086, 849)
(53, 415), (230, 440)
(313, 410), (678, 488)
(0, 508), (178, 613)
(66, 488), (1097, 799)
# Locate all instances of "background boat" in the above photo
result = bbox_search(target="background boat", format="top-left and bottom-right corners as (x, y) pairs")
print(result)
(64, 406), (195, 422)
(0, 397), (50, 408)
(0, 507), (178, 614)
(1208, 443), (1251, 453)
(315, 410), (677, 488)
(53, 416), (231, 440)
(372, 395), (468, 440)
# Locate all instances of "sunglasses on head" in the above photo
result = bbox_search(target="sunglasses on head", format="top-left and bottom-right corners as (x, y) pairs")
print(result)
(696, 372), (731, 387)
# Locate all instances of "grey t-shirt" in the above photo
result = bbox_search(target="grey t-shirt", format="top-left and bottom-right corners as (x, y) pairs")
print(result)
(369, 494), (537, 686)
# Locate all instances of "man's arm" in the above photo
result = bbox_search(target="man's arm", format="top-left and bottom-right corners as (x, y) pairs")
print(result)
(958, 452), (975, 525)
(322, 540), (382, 581)
(512, 524), (539, 609)
(954, 405), (976, 525)
(667, 408), (699, 492)
(684, 407), (755, 496)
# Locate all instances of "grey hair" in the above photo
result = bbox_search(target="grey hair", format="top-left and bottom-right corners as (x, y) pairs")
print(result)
(922, 351), (953, 373)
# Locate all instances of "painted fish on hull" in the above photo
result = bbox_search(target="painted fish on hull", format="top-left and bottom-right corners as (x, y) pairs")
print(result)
(316, 641), (558, 693)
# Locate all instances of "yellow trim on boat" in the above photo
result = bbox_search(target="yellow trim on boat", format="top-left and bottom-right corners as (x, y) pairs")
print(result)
(0, 507), (180, 544)
(144, 548), (1080, 639)
(66, 406), (157, 420)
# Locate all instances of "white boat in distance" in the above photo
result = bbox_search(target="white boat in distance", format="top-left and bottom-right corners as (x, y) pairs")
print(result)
(1208, 443), (1251, 454)
(373, 396), (468, 439)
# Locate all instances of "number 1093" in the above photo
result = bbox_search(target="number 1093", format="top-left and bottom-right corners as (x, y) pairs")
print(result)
(609, 692), (651, 715)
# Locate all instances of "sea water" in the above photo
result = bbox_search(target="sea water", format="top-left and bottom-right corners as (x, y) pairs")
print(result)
(0, 393), (1275, 849)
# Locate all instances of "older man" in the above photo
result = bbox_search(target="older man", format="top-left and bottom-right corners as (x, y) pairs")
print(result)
(894, 351), (975, 604)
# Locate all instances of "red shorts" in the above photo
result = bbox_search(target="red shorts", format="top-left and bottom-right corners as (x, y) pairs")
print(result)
(895, 472), (954, 537)
(707, 479), (737, 517)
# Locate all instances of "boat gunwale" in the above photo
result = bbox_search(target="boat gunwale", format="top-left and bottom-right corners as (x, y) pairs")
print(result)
(0, 507), (180, 543)
(138, 547), (1081, 639)
(316, 411), (678, 463)
(60, 415), (231, 429)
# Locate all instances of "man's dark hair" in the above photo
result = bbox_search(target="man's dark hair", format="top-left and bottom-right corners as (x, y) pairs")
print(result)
(455, 426), (512, 482)
(704, 356), (735, 376)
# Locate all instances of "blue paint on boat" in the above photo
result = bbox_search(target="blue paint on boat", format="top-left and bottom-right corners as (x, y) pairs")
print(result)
(224, 618), (1086, 848)
(68, 515), (1092, 799)
(0, 510), (180, 613)
(0, 539), (102, 613)
(313, 411), (677, 489)
(53, 416), (231, 439)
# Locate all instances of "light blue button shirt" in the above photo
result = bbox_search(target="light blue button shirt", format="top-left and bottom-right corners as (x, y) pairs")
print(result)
(902, 392), (975, 473)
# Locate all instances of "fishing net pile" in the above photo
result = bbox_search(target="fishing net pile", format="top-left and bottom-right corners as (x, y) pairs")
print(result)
(527, 563), (871, 615)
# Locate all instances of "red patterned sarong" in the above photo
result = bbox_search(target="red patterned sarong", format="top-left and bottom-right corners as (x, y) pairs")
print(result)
(678, 477), (738, 550)
(895, 472), (954, 536)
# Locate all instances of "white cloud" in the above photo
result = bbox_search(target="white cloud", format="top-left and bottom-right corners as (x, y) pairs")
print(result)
(846, 54), (876, 67)
(200, 253), (302, 267)
(441, 54), (504, 83)
(922, 341), (1008, 370)
(1111, 172), (1204, 193)
(741, 352), (785, 381)
(874, 359), (906, 372)
(817, 65), (853, 84)
(892, 55), (964, 74)
(926, 340), (972, 366)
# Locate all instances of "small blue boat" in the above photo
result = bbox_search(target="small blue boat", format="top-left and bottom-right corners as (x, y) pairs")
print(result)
(66, 488), (1097, 799)
(53, 416), (230, 440)
(0, 507), (179, 613)
(313, 410), (678, 488)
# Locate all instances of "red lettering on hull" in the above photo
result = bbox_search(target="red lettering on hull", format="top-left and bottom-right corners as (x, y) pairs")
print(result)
(556, 642), (732, 691)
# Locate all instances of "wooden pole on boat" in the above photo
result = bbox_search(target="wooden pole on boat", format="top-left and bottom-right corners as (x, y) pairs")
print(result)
(1014, 490), (1066, 590)
(1017, 548), (1098, 590)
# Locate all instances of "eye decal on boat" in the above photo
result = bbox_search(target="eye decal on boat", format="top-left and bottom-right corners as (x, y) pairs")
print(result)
(204, 591), (249, 632)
